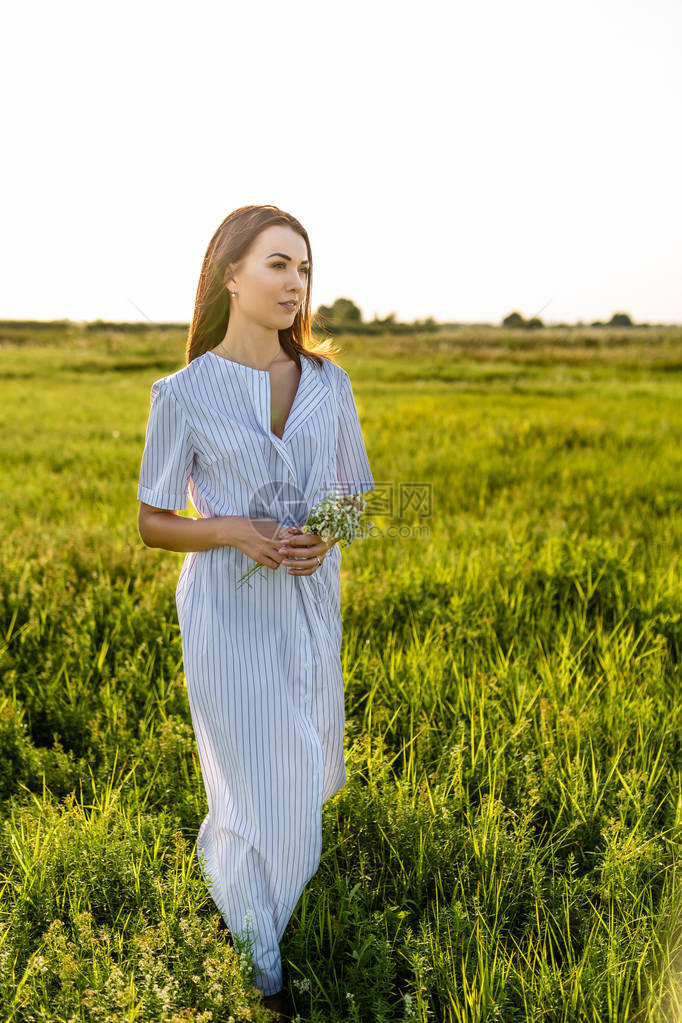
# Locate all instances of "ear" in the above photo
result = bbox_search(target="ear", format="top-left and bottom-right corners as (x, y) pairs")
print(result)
(224, 257), (245, 291)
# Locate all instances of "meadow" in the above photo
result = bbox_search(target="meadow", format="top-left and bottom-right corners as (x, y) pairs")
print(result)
(0, 322), (681, 1022)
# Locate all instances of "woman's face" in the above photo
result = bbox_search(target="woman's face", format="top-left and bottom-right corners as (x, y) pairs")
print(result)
(227, 224), (310, 329)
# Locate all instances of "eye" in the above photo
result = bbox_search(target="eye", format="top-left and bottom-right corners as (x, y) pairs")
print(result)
(272, 262), (309, 274)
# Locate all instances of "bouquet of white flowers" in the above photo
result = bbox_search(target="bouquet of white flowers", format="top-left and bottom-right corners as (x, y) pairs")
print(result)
(237, 492), (373, 590)
(299, 491), (373, 548)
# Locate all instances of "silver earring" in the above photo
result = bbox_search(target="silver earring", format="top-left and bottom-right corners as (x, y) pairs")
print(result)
(231, 291), (237, 297)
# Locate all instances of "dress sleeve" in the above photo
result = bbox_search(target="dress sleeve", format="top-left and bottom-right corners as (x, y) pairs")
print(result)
(335, 370), (375, 498)
(137, 380), (194, 510)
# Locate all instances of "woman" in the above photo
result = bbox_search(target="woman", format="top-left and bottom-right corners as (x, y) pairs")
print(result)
(136, 205), (375, 1020)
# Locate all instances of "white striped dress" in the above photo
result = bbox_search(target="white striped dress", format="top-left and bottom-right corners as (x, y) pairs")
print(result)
(136, 349), (375, 996)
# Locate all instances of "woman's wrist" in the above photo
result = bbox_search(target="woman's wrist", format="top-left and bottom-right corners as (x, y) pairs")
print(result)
(179, 514), (248, 550)
(214, 515), (249, 549)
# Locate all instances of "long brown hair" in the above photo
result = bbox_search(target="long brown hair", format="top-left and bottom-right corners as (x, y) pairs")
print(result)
(186, 205), (338, 369)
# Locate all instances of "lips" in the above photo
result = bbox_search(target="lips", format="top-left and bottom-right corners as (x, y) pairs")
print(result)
(279, 302), (297, 310)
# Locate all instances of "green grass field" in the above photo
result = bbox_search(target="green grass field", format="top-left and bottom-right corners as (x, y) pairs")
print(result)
(1, 324), (681, 1022)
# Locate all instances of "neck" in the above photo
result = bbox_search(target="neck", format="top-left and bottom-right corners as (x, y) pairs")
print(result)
(218, 321), (284, 370)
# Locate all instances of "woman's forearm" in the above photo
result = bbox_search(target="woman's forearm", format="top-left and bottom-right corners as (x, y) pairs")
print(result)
(138, 508), (247, 553)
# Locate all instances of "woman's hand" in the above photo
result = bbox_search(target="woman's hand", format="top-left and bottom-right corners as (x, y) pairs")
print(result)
(277, 528), (338, 575)
(232, 518), (299, 571)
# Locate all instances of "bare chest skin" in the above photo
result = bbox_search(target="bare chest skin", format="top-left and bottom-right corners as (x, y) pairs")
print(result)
(269, 359), (301, 439)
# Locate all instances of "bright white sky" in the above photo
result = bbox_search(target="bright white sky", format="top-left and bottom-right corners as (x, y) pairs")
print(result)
(1, 0), (680, 326)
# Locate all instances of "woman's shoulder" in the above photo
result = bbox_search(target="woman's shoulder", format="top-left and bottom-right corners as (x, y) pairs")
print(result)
(149, 354), (209, 399)
(306, 353), (349, 390)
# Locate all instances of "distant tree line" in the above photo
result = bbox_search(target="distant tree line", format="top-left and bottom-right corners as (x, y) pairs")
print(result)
(314, 298), (438, 335)
(501, 311), (638, 329)
(312, 302), (651, 334)
(0, 308), (670, 336)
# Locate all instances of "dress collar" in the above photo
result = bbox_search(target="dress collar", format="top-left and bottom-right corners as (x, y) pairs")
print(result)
(204, 349), (332, 476)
